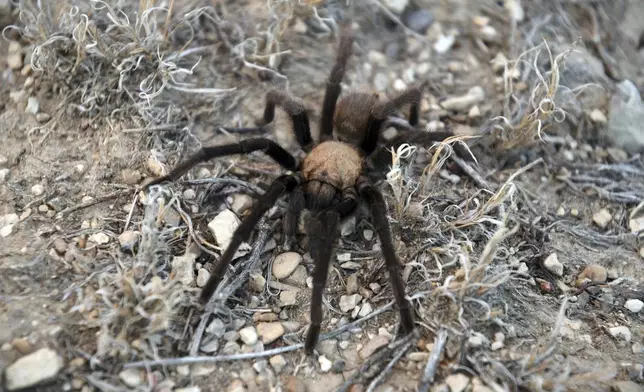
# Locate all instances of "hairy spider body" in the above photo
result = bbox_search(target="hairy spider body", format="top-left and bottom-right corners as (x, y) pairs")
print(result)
(145, 21), (467, 355)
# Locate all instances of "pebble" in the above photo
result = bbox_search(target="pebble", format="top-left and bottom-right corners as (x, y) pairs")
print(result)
(589, 109), (607, 123)
(279, 290), (298, 306)
(576, 264), (607, 286)
(208, 209), (240, 249)
(269, 355), (287, 373)
(200, 338), (219, 353)
(4, 348), (64, 391)
(256, 322), (284, 344)
(0, 224), (13, 237)
(89, 232), (110, 245)
(468, 333), (487, 348)
(0, 168), (9, 182)
(346, 274), (359, 295)
(7, 41), (23, 70)
(172, 253), (196, 285)
(118, 231), (139, 253)
(392, 78), (407, 91)
(609, 326), (632, 342)
(628, 216), (644, 234)
(272, 252), (302, 279)
(543, 253), (563, 277)
(231, 194), (253, 215)
(359, 335), (389, 359)
(382, 0), (408, 14)
(403, 8), (434, 34)
(11, 338), (32, 354)
(434, 34), (455, 53)
(340, 261), (360, 270)
(249, 273), (266, 292)
(223, 331), (240, 342)
(25, 97), (39, 114)
(35, 113), (50, 123)
(121, 169), (142, 185)
(284, 375), (307, 392)
(445, 373), (470, 392)
(592, 208), (612, 228)
(358, 302), (373, 317)
(368, 50), (387, 67)
(196, 268), (210, 287)
(176, 388), (201, 392)
(339, 294), (362, 313)
(625, 299), (644, 313)
(612, 381), (643, 392)
(31, 184), (44, 196)
(282, 321), (301, 333)
(373, 72), (389, 92)
(318, 355), (332, 372)
(226, 379), (246, 392)
(468, 105), (481, 118)
(440, 86), (485, 111)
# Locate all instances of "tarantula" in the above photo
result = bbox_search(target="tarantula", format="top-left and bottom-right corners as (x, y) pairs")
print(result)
(145, 22), (466, 354)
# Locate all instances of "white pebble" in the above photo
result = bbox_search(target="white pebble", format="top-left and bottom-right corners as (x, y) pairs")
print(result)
(31, 184), (44, 196)
(272, 252), (302, 279)
(318, 355), (332, 372)
(543, 253), (563, 277)
(339, 294), (362, 313)
(4, 348), (64, 391)
(434, 34), (455, 54)
(208, 209), (240, 249)
(25, 97), (39, 115)
(625, 299), (644, 313)
(609, 326), (632, 342)
(239, 326), (259, 345)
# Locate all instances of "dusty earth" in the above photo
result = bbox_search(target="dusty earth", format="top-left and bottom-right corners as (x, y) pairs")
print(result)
(1, 0), (644, 392)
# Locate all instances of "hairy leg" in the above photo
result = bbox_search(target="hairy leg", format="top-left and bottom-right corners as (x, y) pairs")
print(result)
(200, 174), (301, 304)
(356, 177), (415, 335)
(144, 138), (298, 188)
(361, 87), (422, 154)
(222, 89), (313, 150)
(305, 189), (358, 354)
(319, 21), (354, 142)
(282, 187), (305, 250)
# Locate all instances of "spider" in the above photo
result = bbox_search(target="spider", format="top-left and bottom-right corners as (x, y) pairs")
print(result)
(145, 22), (467, 354)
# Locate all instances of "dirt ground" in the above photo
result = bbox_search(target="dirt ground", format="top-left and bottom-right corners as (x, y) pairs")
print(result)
(1, 0), (644, 391)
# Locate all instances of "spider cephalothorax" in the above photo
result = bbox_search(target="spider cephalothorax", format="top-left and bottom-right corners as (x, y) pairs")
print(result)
(145, 22), (464, 354)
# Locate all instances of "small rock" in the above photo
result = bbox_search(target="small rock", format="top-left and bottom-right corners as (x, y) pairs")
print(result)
(253, 359), (268, 373)
(35, 113), (50, 123)
(445, 373), (470, 392)
(490, 341), (504, 351)
(256, 322), (284, 344)
(625, 299), (644, 313)
(439, 86), (485, 111)
(628, 216), (644, 234)
(183, 189), (196, 200)
(249, 273), (266, 292)
(269, 355), (287, 373)
(576, 264), (607, 286)
(392, 78), (407, 92)
(593, 208), (612, 228)
(359, 335), (389, 359)
(7, 41), (23, 70)
(223, 330), (240, 342)
(208, 209), (241, 249)
(468, 105), (481, 118)
(373, 72), (389, 92)
(4, 348), (65, 391)
(358, 302), (373, 317)
(363, 229), (374, 241)
(280, 290), (298, 307)
(543, 253), (563, 277)
(231, 194), (253, 215)
(118, 231), (139, 253)
(0, 168), (9, 182)
(612, 381), (643, 392)
(282, 321), (301, 332)
(272, 252), (302, 279)
(468, 333), (487, 348)
(119, 368), (146, 387)
(382, 0), (408, 14)
(227, 379), (246, 392)
(0, 224), (13, 237)
(200, 337), (219, 353)
(434, 34), (455, 54)
(589, 109), (607, 123)
(172, 253), (196, 285)
(339, 294), (362, 313)
(52, 238), (67, 254)
(607, 147), (628, 162)
(340, 261), (360, 270)
(25, 97), (39, 115)
(11, 338), (32, 354)
(284, 375), (307, 392)
(176, 388), (201, 392)
(318, 355), (332, 373)
(403, 8), (433, 34)
(609, 326), (632, 342)
(121, 169), (142, 185)
(346, 274), (359, 295)
(31, 184), (44, 196)
(196, 268), (210, 287)
(89, 232), (110, 245)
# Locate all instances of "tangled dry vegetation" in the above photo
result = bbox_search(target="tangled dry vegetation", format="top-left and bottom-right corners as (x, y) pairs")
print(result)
(2, 0), (643, 391)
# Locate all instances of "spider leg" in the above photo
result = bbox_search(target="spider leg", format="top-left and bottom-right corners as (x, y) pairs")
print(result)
(222, 89), (313, 151)
(356, 177), (415, 335)
(319, 21), (354, 142)
(305, 189), (358, 354)
(361, 87), (422, 154)
(144, 138), (298, 188)
(200, 174), (302, 304)
(282, 187), (305, 251)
